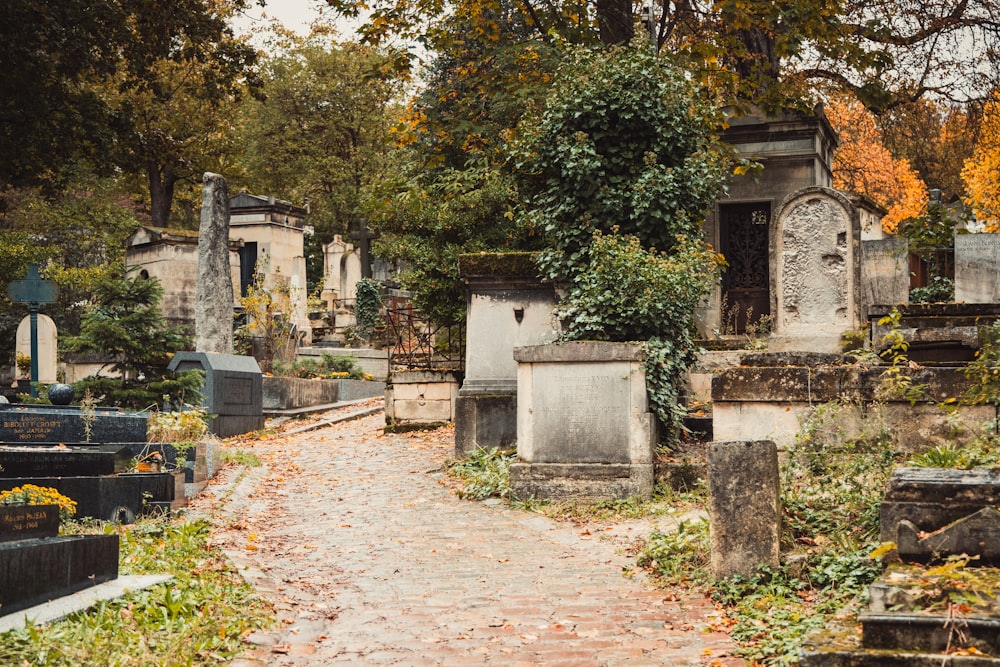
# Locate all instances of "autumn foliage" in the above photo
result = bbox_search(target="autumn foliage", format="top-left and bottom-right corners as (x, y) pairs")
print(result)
(826, 97), (927, 233)
(962, 93), (1000, 231)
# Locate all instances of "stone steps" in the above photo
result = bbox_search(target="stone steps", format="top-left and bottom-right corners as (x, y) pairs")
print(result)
(801, 467), (1000, 664)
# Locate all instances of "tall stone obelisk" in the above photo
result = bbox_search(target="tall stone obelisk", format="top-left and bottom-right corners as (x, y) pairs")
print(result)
(195, 172), (234, 354)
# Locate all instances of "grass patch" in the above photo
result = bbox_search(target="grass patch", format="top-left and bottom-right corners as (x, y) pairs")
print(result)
(220, 449), (262, 468)
(445, 447), (516, 499)
(0, 516), (274, 666)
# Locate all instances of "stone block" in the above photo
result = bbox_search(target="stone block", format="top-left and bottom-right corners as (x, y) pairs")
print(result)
(512, 342), (656, 501)
(707, 440), (780, 579)
(0, 534), (119, 616)
(384, 371), (460, 425)
(509, 463), (654, 501)
(454, 394), (516, 458)
(168, 352), (263, 437)
(896, 508), (1000, 564)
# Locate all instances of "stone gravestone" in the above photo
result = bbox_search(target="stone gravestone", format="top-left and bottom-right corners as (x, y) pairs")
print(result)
(706, 440), (780, 579)
(14, 313), (57, 384)
(771, 187), (861, 352)
(174, 173), (264, 438)
(510, 342), (656, 500)
(196, 172), (234, 355)
(0, 503), (119, 617)
(454, 253), (559, 457)
(860, 237), (909, 316)
(955, 233), (1000, 303)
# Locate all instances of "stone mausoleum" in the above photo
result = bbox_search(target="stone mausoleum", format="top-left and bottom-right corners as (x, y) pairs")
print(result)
(125, 192), (312, 344)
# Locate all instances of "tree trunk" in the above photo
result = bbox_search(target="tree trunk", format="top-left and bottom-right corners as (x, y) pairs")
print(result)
(147, 161), (177, 228)
(596, 0), (634, 45)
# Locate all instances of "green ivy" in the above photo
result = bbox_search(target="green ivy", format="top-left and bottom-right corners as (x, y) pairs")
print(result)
(354, 277), (383, 342)
(511, 46), (730, 445)
(512, 46), (731, 283)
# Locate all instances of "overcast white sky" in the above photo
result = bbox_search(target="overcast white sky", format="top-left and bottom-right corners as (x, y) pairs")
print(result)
(233, 0), (354, 40)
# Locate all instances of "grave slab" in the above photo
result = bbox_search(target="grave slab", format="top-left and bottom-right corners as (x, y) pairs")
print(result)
(0, 445), (132, 477)
(0, 533), (119, 616)
(0, 403), (147, 444)
(0, 504), (59, 542)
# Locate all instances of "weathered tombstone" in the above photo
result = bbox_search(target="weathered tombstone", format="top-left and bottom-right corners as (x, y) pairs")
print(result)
(454, 253), (558, 457)
(955, 233), (1000, 303)
(771, 187), (861, 352)
(800, 466), (1000, 663)
(195, 172), (234, 354)
(706, 440), (780, 579)
(13, 313), (57, 384)
(861, 237), (909, 315)
(510, 342), (656, 500)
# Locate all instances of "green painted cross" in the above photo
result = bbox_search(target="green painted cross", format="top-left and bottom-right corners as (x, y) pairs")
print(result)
(7, 264), (58, 398)
(7, 264), (57, 305)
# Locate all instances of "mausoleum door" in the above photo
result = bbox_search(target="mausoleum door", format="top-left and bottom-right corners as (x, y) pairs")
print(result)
(719, 202), (771, 334)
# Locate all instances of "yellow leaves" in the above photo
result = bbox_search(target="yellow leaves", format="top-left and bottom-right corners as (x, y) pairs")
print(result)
(963, 93), (1000, 229)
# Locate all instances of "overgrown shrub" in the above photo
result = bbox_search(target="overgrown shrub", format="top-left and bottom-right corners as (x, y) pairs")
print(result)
(353, 277), (384, 343)
(512, 46), (731, 444)
(271, 352), (369, 380)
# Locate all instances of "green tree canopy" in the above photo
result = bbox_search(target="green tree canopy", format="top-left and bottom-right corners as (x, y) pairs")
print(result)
(328, 0), (1000, 111)
(0, 0), (261, 227)
(239, 35), (402, 240)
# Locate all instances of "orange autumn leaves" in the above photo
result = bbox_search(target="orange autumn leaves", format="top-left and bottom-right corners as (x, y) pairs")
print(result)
(962, 94), (1000, 231)
(826, 97), (927, 233)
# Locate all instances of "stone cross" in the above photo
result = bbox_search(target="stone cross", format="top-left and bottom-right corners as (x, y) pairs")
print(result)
(348, 217), (376, 279)
(7, 264), (58, 397)
(195, 173), (235, 354)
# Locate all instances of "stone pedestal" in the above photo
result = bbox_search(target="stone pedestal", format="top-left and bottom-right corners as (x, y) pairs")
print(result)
(454, 253), (558, 457)
(707, 440), (780, 579)
(385, 370), (460, 428)
(510, 342), (656, 500)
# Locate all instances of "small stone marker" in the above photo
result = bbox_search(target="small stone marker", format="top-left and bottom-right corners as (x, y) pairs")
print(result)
(955, 233), (1000, 303)
(195, 172), (234, 355)
(707, 440), (780, 579)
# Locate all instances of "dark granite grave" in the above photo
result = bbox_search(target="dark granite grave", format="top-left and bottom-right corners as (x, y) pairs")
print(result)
(0, 503), (119, 617)
(0, 403), (147, 445)
(0, 445), (132, 478)
(0, 473), (183, 523)
(168, 352), (263, 437)
(0, 504), (59, 542)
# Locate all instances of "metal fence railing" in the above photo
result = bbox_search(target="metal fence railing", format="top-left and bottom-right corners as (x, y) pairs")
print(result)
(385, 303), (464, 377)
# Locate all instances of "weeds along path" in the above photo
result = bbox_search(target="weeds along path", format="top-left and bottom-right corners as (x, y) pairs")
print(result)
(194, 407), (743, 666)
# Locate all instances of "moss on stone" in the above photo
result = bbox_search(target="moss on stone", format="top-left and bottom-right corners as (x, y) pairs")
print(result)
(458, 252), (541, 278)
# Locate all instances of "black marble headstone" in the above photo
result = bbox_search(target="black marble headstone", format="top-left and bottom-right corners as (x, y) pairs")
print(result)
(0, 445), (132, 478)
(0, 534), (119, 616)
(0, 404), (147, 445)
(0, 504), (59, 542)
(168, 352), (263, 437)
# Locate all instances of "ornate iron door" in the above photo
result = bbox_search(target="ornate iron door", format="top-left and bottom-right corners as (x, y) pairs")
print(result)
(719, 202), (770, 334)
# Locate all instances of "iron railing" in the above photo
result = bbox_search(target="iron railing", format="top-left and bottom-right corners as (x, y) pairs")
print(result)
(385, 303), (464, 376)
